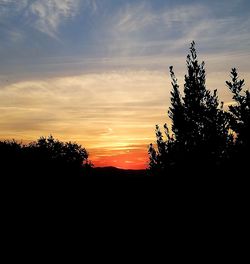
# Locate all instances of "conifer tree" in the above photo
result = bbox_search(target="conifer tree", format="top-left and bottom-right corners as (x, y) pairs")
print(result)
(148, 42), (230, 174)
(181, 41), (229, 157)
(226, 68), (250, 146)
(168, 66), (186, 144)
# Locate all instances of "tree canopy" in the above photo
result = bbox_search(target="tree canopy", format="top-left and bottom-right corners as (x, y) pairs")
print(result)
(149, 41), (249, 176)
(0, 135), (90, 178)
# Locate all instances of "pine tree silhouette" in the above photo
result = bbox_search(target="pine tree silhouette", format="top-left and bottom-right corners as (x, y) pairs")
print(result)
(226, 68), (250, 146)
(149, 42), (231, 175)
(226, 68), (250, 172)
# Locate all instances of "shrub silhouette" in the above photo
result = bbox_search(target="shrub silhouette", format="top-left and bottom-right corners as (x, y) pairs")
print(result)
(0, 135), (89, 178)
(149, 42), (249, 176)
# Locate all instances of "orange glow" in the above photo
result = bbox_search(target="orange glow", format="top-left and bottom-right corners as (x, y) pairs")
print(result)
(90, 148), (149, 170)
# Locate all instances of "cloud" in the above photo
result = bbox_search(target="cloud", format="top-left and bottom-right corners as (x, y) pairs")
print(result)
(27, 0), (80, 38)
(114, 3), (207, 35)
(1, 0), (249, 64)
(115, 2), (157, 33)
(0, 71), (170, 147)
(0, 0), (98, 39)
(107, 1), (250, 58)
(114, 3), (207, 34)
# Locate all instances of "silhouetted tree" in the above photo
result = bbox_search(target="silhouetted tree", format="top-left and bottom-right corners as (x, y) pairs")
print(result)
(0, 135), (90, 178)
(149, 41), (230, 174)
(225, 68), (250, 171)
(0, 140), (23, 176)
(182, 42), (229, 162)
(168, 66), (186, 144)
(226, 68), (250, 146)
(148, 124), (175, 174)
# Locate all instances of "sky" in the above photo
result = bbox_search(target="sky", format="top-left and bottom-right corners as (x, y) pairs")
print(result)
(0, 0), (250, 169)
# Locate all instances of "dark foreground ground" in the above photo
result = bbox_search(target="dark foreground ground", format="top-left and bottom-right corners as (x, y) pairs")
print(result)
(2, 165), (248, 198)
(2, 165), (248, 221)
(88, 167), (148, 179)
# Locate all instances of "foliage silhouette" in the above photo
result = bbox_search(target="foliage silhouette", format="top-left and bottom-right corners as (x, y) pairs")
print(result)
(225, 68), (250, 172)
(149, 41), (249, 176)
(0, 135), (90, 178)
(226, 68), (250, 146)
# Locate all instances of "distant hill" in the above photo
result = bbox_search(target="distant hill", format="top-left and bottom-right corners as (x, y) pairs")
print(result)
(88, 166), (148, 179)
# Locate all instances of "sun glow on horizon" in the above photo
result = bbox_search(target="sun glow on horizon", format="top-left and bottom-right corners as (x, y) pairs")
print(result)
(90, 147), (149, 170)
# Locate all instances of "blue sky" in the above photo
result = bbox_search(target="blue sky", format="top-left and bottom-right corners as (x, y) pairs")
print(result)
(0, 0), (250, 168)
(1, 0), (250, 78)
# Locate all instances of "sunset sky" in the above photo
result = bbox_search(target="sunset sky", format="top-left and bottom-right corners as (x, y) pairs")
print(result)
(0, 0), (250, 169)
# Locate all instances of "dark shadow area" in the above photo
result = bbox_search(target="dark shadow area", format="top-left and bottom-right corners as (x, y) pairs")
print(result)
(89, 167), (148, 179)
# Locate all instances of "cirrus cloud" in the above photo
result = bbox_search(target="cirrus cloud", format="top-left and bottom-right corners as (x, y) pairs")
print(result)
(27, 0), (80, 38)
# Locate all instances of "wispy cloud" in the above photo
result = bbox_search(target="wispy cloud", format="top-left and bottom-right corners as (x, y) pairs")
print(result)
(1, 0), (249, 63)
(108, 1), (250, 57)
(0, 0), (98, 39)
(27, 0), (80, 38)
(115, 2), (208, 33)
(0, 71), (169, 146)
(115, 2), (157, 33)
